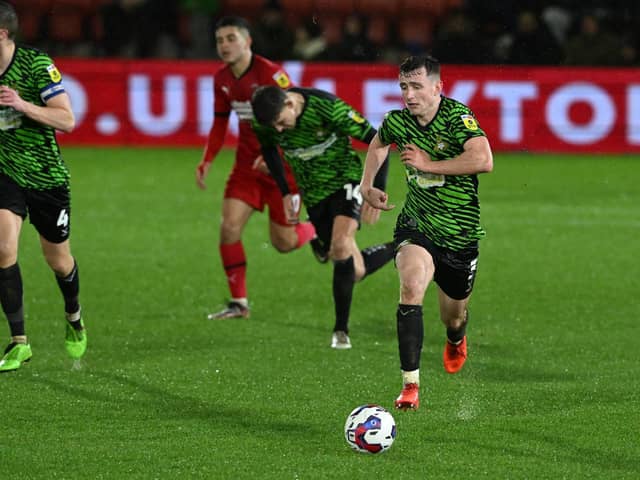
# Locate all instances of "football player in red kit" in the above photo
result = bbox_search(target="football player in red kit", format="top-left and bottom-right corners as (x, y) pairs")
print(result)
(196, 16), (317, 319)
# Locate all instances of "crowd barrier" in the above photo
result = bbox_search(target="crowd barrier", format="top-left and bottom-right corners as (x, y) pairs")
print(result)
(56, 59), (640, 153)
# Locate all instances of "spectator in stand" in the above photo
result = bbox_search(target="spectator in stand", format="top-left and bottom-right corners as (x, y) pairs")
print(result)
(99, 0), (142, 56)
(366, 16), (401, 64)
(100, 0), (180, 58)
(250, 0), (294, 61)
(431, 9), (478, 64)
(564, 12), (624, 65)
(335, 13), (375, 62)
(292, 20), (327, 61)
(507, 9), (563, 65)
(179, 0), (221, 59)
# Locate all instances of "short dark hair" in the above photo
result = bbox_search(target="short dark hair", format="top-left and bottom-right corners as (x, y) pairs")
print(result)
(215, 16), (251, 35)
(400, 55), (441, 77)
(0, 1), (18, 40)
(251, 85), (287, 126)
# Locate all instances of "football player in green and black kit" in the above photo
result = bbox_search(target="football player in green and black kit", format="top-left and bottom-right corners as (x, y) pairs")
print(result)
(360, 55), (494, 410)
(0, 1), (86, 372)
(251, 85), (394, 350)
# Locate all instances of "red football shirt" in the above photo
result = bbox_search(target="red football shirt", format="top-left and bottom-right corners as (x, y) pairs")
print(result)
(214, 54), (292, 172)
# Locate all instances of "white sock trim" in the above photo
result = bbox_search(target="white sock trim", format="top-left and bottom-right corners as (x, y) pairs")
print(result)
(65, 308), (81, 322)
(402, 369), (420, 386)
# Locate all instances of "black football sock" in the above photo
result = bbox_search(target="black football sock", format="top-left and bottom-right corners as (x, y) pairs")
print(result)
(55, 259), (80, 315)
(397, 304), (424, 371)
(0, 264), (25, 337)
(446, 310), (468, 344)
(361, 242), (395, 279)
(332, 256), (355, 333)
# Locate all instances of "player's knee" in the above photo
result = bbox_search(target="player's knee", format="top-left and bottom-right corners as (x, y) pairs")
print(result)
(0, 240), (18, 267)
(400, 278), (426, 304)
(43, 251), (73, 276)
(271, 238), (295, 253)
(220, 221), (243, 243)
(442, 310), (467, 329)
(328, 237), (351, 260)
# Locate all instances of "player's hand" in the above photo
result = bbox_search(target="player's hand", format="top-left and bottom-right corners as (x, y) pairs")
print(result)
(400, 143), (431, 172)
(360, 201), (381, 225)
(195, 161), (211, 190)
(0, 85), (25, 111)
(283, 193), (301, 224)
(252, 155), (271, 175)
(361, 185), (395, 211)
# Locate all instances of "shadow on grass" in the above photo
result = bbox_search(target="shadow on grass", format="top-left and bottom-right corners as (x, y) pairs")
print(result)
(27, 370), (322, 438)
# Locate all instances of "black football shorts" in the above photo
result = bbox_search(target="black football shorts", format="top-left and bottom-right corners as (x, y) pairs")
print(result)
(394, 227), (479, 300)
(0, 173), (71, 243)
(306, 181), (362, 247)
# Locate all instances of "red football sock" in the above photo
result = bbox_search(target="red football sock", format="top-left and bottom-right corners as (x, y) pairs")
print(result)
(219, 242), (247, 299)
(295, 222), (316, 249)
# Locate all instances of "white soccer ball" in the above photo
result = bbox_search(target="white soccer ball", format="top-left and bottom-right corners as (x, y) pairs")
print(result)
(344, 404), (396, 454)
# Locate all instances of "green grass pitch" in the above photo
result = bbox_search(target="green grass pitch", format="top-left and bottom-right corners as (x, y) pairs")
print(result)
(1, 147), (639, 479)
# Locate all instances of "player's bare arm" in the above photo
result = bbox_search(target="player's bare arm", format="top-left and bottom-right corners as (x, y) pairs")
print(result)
(0, 85), (74, 133)
(360, 133), (395, 211)
(401, 136), (493, 175)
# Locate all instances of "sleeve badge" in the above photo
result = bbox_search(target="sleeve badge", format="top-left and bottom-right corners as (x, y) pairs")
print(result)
(461, 114), (478, 131)
(348, 110), (365, 124)
(47, 64), (62, 83)
(273, 71), (291, 88)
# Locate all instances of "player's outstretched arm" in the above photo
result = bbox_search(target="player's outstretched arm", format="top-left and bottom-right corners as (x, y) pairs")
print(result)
(360, 133), (394, 211)
(0, 86), (75, 133)
(196, 116), (229, 190)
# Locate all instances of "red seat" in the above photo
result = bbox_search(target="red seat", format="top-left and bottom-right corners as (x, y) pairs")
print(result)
(398, 16), (433, 51)
(354, 0), (400, 16)
(314, 0), (356, 15)
(401, 0), (449, 18)
(221, 0), (265, 20)
(279, 0), (315, 17)
(14, 0), (51, 44)
(316, 15), (343, 45)
(367, 15), (389, 45)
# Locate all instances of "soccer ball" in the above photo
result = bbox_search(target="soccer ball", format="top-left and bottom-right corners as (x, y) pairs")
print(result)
(344, 404), (396, 454)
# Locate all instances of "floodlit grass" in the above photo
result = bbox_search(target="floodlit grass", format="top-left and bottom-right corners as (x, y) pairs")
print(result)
(2, 148), (639, 479)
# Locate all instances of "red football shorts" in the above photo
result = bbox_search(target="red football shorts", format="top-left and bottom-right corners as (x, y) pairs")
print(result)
(224, 167), (299, 226)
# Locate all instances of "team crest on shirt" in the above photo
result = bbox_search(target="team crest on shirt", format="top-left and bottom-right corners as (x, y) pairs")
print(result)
(47, 64), (62, 83)
(348, 110), (365, 124)
(461, 114), (478, 131)
(434, 135), (448, 151)
(273, 70), (291, 88)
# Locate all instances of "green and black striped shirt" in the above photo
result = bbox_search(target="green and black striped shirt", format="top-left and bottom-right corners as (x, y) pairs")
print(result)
(254, 88), (375, 207)
(0, 45), (69, 190)
(378, 96), (487, 251)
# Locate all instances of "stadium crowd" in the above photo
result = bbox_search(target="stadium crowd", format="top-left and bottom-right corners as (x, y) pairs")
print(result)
(12, 0), (640, 66)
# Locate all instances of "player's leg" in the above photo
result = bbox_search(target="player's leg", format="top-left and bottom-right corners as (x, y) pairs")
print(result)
(0, 208), (31, 372)
(357, 242), (395, 281)
(265, 186), (315, 253)
(328, 214), (360, 349)
(435, 245), (478, 374)
(394, 243), (434, 410)
(438, 291), (470, 374)
(30, 184), (86, 360)
(209, 197), (254, 320)
(40, 237), (86, 359)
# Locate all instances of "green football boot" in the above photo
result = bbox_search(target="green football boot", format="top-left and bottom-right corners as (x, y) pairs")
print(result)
(65, 320), (87, 359)
(0, 342), (33, 372)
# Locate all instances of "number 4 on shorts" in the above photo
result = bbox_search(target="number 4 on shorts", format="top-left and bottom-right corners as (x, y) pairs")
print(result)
(57, 209), (69, 227)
